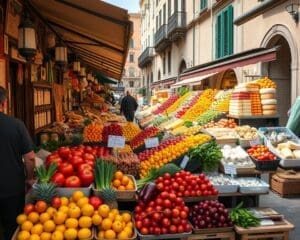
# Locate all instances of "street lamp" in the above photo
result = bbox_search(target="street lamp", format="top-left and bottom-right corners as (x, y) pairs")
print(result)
(286, 3), (299, 23)
(18, 12), (37, 60)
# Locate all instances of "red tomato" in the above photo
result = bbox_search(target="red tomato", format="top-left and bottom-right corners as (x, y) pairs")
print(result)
(51, 173), (65, 187)
(83, 153), (95, 162)
(140, 227), (149, 235)
(58, 147), (71, 159)
(68, 156), (84, 169)
(89, 196), (103, 210)
(172, 209), (180, 218)
(24, 204), (35, 215)
(46, 154), (62, 167)
(84, 146), (93, 154)
(77, 163), (93, 173)
(58, 162), (74, 177)
(51, 197), (62, 209)
(71, 150), (83, 157)
(79, 169), (94, 187)
(169, 225), (177, 234)
(65, 176), (81, 187)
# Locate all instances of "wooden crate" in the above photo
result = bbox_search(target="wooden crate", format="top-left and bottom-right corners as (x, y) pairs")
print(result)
(271, 174), (300, 197)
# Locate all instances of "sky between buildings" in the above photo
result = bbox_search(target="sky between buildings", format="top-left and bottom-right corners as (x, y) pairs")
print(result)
(103, 0), (140, 13)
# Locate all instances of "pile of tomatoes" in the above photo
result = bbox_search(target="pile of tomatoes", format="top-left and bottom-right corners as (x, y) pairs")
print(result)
(134, 191), (191, 235)
(246, 145), (277, 161)
(130, 126), (160, 150)
(47, 146), (110, 187)
(155, 171), (218, 198)
(102, 123), (123, 142)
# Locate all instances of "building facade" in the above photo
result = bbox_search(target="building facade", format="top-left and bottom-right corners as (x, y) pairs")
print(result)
(122, 13), (142, 95)
(139, 0), (300, 125)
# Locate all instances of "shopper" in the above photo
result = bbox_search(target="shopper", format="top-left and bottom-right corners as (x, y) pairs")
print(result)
(0, 86), (35, 239)
(120, 91), (138, 122)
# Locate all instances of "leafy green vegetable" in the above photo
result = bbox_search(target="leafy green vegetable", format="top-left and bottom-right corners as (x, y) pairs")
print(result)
(178, 86), (189, 96)
(230, 202), (260, 228)
(184, 121), (193, 128)
(94, 159), (116, 190)
(35, 163), (57, 184)
(188, 140), (222, 172)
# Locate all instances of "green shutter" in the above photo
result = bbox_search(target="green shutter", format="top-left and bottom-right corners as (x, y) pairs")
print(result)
(201, 0), (207, 10)
(228, 5), (234, 55)
(215, 14), (222, 59)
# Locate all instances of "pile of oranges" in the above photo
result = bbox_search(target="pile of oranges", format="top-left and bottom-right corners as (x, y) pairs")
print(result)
(122, 122), (141, 142)
(139, 134), (211, 178)
(255, 77), (277, 89)
(83, 122), (103, 142)
(112, 171), (135, 191)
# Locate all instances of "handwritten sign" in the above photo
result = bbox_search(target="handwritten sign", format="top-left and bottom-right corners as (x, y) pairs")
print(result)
(108, 135), (125, 148)
(180, 155), (190, 169)
(250, 138), (261, 147)
(224, 164), (237, 175)
(145, 137), (159, 148)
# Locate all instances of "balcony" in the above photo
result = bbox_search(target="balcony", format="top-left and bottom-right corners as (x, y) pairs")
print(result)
(138, 47), (155, 68)
(167, 11), (187, 41)
(154, 24), (171, 52)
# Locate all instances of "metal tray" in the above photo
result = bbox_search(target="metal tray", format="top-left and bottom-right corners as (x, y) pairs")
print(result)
(236, 178), (269, 194)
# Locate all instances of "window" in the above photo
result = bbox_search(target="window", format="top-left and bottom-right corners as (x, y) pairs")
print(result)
(168, 51), (171, 73)
(215, 5), (233, 59)
(168, 0), (171, 18)
(129, 81), (134, 88)
(130, 39), (134, 48)
(129, 67), (135, 77)
(163, 56), (166, 74)
(174, 0), (178, 11)
(158, 70), (161, 81)
(129, 53), (134, 63)
(200, 0), (207, 10)
(163, 4), (166, 24)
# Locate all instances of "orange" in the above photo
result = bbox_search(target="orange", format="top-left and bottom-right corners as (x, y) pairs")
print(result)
(72, 191), (84, 202)
(81, 204), (94, 217)
(60, 197), (69, 206)
(98, 204), (110, 218)
(77, 228), (92, 240)
(65, 218), (78, 229)
(101, 218), (112, 230)
(40, 232), (51, 240)
(121, 213), (131, 223)
(78, 216), (92, 228)
(92, 214), (102, 225)
(121, 176), (129, 186)
(39, 212), (50, 224)
(51, 231), (64, 240)
(21, 221), (33, 231)
(58, 206), (69, 215)
(104, 229), (116, 239)
(43, 220), (56, 233)
(125, 183), (134, 190)
(76, 197), (89, 208)
(68, 206), (81, 218)
(118, 186), (125, 191)
(55, 224), (66, 233)
(28, 212), (39, 224)
(68, 202), (77, 208)
(53, 211), (67, 225)
(29, 234), (40, 240)
(31, 223), (43, 235)
(118, 231), (129, 239)
(98, 231), (105, 239)
(17, 230), (30, 240)
(16, 214), (27, 225)
(112, 220), (123, 233)
(46, 207), (57, 218)
(108, 212), (115, 221)
(64, 228), (77, 240)
(123, 226), (133, 236)
(113, 179), (121, 188)
(114, 171), (123, 180)
(35, 201), (48, 213)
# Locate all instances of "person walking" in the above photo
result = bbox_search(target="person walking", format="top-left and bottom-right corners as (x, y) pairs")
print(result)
(0, 87), (35, 239)
(120, 91), (138, 122)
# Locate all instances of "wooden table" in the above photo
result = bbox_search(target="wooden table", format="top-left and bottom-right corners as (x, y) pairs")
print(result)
(235, 219), (294, 240)
(186, 228), (235, 240)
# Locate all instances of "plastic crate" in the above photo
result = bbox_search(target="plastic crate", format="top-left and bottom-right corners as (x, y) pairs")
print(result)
(250, 156), (280, 171)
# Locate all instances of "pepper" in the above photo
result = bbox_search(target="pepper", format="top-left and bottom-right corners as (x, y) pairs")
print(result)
(138, 182), (158, 204)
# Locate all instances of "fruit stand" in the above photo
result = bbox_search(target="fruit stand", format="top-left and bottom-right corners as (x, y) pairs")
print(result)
(13, 77), (299, 240)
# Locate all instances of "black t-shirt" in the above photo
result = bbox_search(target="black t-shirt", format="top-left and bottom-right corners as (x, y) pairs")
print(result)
(0, 112), (34, 198)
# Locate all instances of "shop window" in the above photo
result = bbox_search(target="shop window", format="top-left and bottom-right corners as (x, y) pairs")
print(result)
(215, 5), (233, 59)
(129, 53), (134, 63)
(168, 51), (171, 73)
(129, 81), (134, 88)
(130, 39), (134, 48)
(200, 0), (207, 10)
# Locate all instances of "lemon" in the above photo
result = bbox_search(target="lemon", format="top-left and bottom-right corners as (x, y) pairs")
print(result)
(16, 214), (27, 225)
(17, 230), (30, 240)
(64, 228), (77, 240)
(77, 228), (92, 239)
(65, 218), (78, 229)
(78, 216), (92, 228)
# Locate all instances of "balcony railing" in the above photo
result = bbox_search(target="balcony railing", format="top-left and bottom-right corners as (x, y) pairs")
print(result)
(167, 11), (187, 41)
(154, 24), (170, 52)
(138, 47), (155, 68)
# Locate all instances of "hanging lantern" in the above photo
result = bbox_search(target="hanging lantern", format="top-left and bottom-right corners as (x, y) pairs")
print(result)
(73, 60), (80, 72)
(79, 66), (86, 77)
(18, 12), (37, 60)
(55, 42), (67, 65)
(87, 73), (92, 81)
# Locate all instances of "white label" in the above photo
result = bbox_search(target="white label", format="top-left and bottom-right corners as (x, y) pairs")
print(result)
(250, 138), (260, 147)
(260, 220), (275, 226)
(108, 135), (125, 148)
(180, 155), (190, 169)
(224, 164), (237, 175)
(145, 137), (159, 148)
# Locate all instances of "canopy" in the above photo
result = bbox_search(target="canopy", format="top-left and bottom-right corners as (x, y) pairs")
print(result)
(95, 73), (118, 85)
(180, 47), (278, 81)
(172, 72), (217, 88)
(28, 0), (132, 80)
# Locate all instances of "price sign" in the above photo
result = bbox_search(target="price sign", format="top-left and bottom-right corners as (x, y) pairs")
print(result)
(250, 138), (261, 147)
(108, 135), (125, 148)
(180, 155), (190, 169)
(145, 137), (159, 148)
(224, 164), (237, 175)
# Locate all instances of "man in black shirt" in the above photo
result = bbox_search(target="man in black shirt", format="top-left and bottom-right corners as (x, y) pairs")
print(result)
(120, 91), (138, 122)
(0, 87), (35, 239)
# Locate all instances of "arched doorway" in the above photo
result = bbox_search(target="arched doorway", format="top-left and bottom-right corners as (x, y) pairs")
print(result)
(178, 60), (187, 74)
(220, 69), (237, 89)
(262, 36), (291, 125)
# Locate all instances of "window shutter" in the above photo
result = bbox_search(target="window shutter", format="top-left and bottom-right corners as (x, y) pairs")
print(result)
(215, 14), (222, 59)
(223, 9), (228, 56)
(201, 0), (207, 10)
(228, 5), (234, 55)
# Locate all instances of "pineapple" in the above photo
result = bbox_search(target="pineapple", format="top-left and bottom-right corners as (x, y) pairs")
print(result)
(100, 188), (118, 209)
(32, 182), (57, 203)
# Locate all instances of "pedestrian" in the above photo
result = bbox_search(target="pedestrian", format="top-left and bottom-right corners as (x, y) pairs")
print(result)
(120, 91), (138, 122)
(0, 86), (35, 239)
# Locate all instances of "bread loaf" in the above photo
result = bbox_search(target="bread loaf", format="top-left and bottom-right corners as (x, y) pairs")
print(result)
(262, 104), (276, 110)
(261, 93), (275, 99)
(260, 88), (276, 94)
(263, 110), (277, 115)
